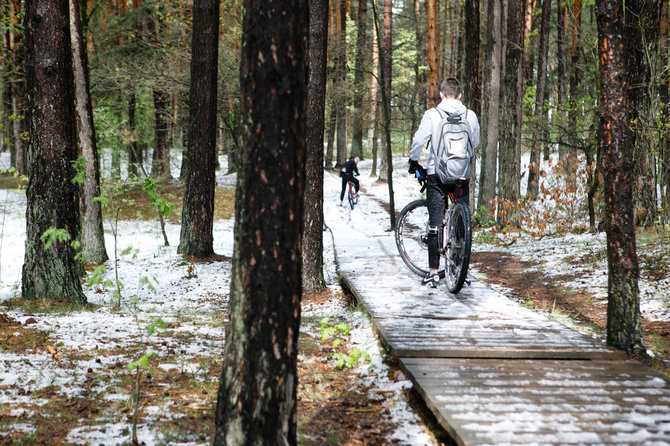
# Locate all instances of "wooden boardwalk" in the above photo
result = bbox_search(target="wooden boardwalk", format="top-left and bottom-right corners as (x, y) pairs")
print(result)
(327, 209), (670, 445)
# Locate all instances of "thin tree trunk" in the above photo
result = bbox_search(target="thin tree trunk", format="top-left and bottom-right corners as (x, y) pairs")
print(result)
(596, 0), (643, 353)
(567, 0), (582, 165)
(23, 0), (86, 304)
(152, 90), (171, 179)
(70, 0), (108, 264)
(128, 91), (141, 177)
(325, 102), (336, 169)
(374, 0), (395, 226)
(213, 0), (308, 442)
(426, 0), (439, 106)
(498, 0), (524, 221)
(629, 0), (661, 227)
(1, 6), (11, 156)
(478, 0), (503, 213)
(178, 0), (219, 258)
(556, 0), (568, 160)
(464, 0), (480, 206)
(527, 0), (551, 198)
(303, 0), (328, 292)
(661, 0), (670, 226)
(334, 0), (348, 167)
(350, 0), (367, 159)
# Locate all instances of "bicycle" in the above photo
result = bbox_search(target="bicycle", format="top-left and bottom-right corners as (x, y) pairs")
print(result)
(346, 180), (359, 210)
(395, 179), (472, 294)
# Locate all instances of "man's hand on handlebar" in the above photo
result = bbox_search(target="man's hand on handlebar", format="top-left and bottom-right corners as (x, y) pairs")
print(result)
(408, 158), (427, 191)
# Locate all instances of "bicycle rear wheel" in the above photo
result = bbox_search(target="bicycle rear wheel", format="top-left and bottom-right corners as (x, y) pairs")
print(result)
(395, 199), (445, 279)
(444, 201), (472, 294)
(347, 182), (355, 209)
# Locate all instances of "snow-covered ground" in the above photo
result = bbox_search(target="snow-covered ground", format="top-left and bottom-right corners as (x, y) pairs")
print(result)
(1, 149), (668, 444)
(0, 152), (437, 445)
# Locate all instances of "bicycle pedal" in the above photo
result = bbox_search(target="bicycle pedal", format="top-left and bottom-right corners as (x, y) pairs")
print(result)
(465, 278), (471, 286)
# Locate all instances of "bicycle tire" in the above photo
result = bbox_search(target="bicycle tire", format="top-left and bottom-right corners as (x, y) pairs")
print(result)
(444, 201), (472, 294)
(395, 199), (445, 279)
(347, 182), (355, 210)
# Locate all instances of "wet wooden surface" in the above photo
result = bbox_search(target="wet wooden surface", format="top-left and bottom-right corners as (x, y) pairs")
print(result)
(328, 204), (670, 445)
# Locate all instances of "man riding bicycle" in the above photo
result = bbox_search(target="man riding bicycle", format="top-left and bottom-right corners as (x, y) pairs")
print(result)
(340, 155), (360, 206)
(408, 77), (480, 288)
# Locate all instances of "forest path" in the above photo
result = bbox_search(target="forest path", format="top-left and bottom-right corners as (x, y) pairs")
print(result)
(325, 187), (670, 445)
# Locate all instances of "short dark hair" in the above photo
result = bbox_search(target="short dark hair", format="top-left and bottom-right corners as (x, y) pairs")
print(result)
(440, 77), (461, 98)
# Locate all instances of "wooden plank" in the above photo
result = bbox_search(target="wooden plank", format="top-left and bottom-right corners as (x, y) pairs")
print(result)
(400, 358), (670, 445)
(374, 317), (624, 359)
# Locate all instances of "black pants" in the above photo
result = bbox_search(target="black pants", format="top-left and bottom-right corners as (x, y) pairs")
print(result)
(340, 175), (360, 201)
(426, 175), (468, 269)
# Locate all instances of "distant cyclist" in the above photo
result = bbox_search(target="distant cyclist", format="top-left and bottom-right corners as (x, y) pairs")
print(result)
(339, 156), (360, 206)
(408, 77), (480, 288)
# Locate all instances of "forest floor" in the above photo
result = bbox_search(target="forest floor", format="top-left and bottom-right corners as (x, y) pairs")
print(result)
(2, 153), (669, 445)
(470, 243), (670, 372)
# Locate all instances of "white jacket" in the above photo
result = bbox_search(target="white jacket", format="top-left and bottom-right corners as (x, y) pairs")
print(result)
(409, 98), (480, 176)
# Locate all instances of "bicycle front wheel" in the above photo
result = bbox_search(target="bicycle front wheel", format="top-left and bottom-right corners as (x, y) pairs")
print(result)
(395, 199), (445, 279)
(444, 201), (472, 294)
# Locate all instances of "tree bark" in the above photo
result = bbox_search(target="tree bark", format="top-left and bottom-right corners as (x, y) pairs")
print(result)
(334, 0), (348, 167)
(378, 0), (395, 226)
(1, 4), (11, 156)
(213, 0), (308, 443)
(350, 0), (367, 159)
(426, 0), (439, 106)
(23, 0), (86, 304)
(69, 0), (108, 264)
(464, 0), (480, 206)
(498, 0), (524, 219)
(177, 0), (219, 257)
(478, 0), (503, 213)
(556, 0), (568, 160)
(303, 0), (328, 292)
(128, 91), (142, 177)
(661, 0), (670, 226)
(527, 0), (551, 198)
(627, 0), (661, 227)
(152, 89), (171, 179)
(566, 0), (582, 164)
(595, 0), (643, 352)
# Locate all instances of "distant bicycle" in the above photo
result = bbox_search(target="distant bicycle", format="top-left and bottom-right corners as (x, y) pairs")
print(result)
(346, 180), (359, 210)
(395, 184), (472, 294)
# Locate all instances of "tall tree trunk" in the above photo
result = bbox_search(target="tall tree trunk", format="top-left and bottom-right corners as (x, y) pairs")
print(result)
(303, 0), (328, 292)
(1, 5), (12, 156)
(213, 0), (308, 443)
(464, 0), (480, 206)
(128, 91), (142, 177)
(527, 0), (551, 198)
(426, 0), (439, 105)
(178, 0), (219, 258)
(334, 0), (348, 167)
(325, 103), (335, 169)
(596, 0), (643, 353)
(152, 89), (171, 179)
(414, 0), (426, 111)
(368, 13), (379, 171)
(629, 0), (661, 227)
(478, 0), (503, 213)
(498, 0), (524, 220)
(556, 0), (568, 160)
(567, 0), (582, 164)
(70, 0), (108, 264)
(23, 0), (86, 304)
(661, 0), (670, 226)
(374, 0), (395, 226)
(350, 0), (367, 159)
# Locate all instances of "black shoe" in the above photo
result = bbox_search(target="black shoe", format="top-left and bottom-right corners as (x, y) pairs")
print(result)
(422, 273), (440, 288)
